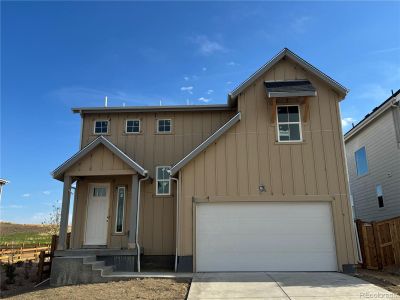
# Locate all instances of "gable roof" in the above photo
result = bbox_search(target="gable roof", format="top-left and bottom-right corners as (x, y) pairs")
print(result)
(52, 136), (147, 180)
(228, 48), (348, 106)
(170, 112), (241, 176)
(344, 89), (400, 141)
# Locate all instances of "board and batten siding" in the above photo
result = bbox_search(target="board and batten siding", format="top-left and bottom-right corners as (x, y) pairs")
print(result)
(346, 108), (400, 222)
(75, 110), (235, 255)
(179, 57), (358, 270)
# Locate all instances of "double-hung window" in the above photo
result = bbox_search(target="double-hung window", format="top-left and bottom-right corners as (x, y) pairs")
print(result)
(277, 105), (302, 142)
(157, 119), (172, 133)
(355, 147), (368, 176)
(115, 186), (125, 233)
(94, 120), (109, 134)
(156, 166), (171, 195)
(126, 119), (141, 134)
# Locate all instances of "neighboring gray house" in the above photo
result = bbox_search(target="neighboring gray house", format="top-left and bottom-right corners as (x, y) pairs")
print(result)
(345, 89), (400, 222)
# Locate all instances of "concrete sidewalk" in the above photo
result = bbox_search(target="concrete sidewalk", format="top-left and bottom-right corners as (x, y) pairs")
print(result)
(187, 272), (399, 299)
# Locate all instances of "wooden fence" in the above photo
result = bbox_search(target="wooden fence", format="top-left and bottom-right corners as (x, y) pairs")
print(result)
(0, 244), (51, 263)
(356, 216), (400, 269)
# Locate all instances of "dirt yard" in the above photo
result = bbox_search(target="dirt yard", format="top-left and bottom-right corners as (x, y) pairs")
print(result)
(2, 278), (191, 299)
(355, 267), (400, 296)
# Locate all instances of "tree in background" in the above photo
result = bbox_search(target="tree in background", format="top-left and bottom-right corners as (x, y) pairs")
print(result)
(41, 204), (61, 236)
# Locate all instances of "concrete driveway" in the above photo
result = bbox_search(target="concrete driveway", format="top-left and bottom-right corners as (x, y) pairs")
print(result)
(187, 272), (399, 299)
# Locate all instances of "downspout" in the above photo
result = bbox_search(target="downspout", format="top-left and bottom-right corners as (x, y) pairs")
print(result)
(170, 175), (180, 272)
(136, 173), (149, 272)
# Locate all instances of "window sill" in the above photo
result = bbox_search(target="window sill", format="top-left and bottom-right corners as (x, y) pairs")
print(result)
(111, 232), (127, 236)
(274, 141), (305, 145)
(155, 132), (174, 135)
(122, 132), (143, 136)
(91, 133), (111, 137)
(153, 194), (175, 198)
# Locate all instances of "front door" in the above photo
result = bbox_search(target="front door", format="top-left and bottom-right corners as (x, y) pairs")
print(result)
(84, 183), (110, 246)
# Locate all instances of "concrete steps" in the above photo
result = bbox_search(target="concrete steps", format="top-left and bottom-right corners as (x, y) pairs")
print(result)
(83, 256), (115, 276)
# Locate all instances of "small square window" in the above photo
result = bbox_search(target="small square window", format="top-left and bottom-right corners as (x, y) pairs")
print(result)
(94, 120), (109, 134)
(93, 187), (106, 197)
(126, 120), (140, 133)
(157, 119), (172, 133)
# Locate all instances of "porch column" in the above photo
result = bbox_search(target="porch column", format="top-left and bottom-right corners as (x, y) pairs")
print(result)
(128, 174), (139, 249)
(57, 175), (71, 250)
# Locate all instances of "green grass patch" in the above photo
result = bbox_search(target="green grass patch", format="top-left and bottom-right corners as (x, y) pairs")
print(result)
(0, 233), (52, 245)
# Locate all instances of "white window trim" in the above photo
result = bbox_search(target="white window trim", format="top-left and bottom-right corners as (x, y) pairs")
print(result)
(125, 119), (141, 134)
(276, 104), (303, 142)
(94, 119), (109, 135)
(156, 119), (173, 134)
(155, 166), (171, 196)
(115, 186), (126, 233)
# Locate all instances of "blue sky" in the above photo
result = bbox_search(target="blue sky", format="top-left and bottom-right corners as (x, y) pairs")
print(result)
(1, 1), (399, 224)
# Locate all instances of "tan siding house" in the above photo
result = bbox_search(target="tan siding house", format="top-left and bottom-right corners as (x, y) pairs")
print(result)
(51, 48), (357, 285)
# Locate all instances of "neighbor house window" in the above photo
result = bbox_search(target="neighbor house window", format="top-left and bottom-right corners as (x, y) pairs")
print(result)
(157, 119), (172, 133)
(94, 120), (109, 134)
(277, 105), (302, 142)
(355, 146), (368, 176)
(156, 166), (171, 195)
(126, 119), (141, 133)
(376, 185), (384, 208)
(115, 186), (125, 233)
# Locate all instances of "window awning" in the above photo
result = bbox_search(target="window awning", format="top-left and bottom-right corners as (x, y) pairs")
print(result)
(264, 80), (317, 98)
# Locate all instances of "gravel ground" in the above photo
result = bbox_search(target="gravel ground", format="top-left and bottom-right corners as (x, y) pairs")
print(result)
(2, 278), (191, 300)
(355, 268), (400, 296)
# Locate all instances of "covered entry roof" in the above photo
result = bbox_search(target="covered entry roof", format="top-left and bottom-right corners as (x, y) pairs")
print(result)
(264, 80), (317, 98)
(52, 136), (147, 181)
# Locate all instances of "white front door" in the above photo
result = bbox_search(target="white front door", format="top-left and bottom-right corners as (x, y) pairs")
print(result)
(84, 183), (110, 246)
(196, 202), (338, 272)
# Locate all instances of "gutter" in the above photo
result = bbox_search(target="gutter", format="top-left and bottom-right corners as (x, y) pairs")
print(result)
(136, 173), (150, 272)
(170, 174), (180, 272)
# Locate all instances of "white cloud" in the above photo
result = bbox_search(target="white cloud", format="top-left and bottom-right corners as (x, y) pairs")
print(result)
(370, 47), (400, 55)
(198, 97), (211, 103)
(227, 61), (237, 66)
(180, 86), (194, 94)
(341, 117), (356, 128)
(22, 193), (31, 198)
(226, 81), (233, 85)
(207, 89), (214, 95)
(202, 67), (207, 72)
(191, 35), (225, 56)
(42, 190), (51, 195)
(183, 76), (189, 81)
(291, 16), (311, 33)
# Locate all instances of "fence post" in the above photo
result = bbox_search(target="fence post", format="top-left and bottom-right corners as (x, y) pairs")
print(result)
(355, 219), (366, 268)
(371, 221), (383, 269)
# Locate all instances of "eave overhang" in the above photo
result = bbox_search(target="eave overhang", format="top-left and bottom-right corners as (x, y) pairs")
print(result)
(52, 136), (148, 181)
(228, 48), (348, 106)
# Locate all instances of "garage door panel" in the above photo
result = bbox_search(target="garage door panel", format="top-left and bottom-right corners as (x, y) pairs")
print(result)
(196, 202), (337, 272)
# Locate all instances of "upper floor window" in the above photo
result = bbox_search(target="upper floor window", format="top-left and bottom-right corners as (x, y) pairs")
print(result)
(94, 120), (109, 134)
(277, 105), (302, 142)
(355, 146), (368, 176)
(156, 166), (171, 195)
(376, 184), (384, 208)
(126, 119), (141, 134)
(157, 119), (172, 133)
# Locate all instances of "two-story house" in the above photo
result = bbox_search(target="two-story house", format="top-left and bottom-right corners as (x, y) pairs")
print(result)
(50, 48), (357, 286)
(345, 90), (400, 222)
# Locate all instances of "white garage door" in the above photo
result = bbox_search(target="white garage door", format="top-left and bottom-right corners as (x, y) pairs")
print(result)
(196, 202), (337, 272)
